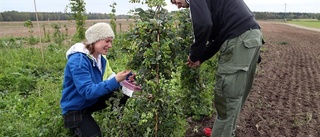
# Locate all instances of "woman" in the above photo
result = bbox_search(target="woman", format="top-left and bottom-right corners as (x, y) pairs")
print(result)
(60, 22), (132, 137)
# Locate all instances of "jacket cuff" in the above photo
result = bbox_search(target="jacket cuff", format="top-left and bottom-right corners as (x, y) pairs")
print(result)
(104, 77), (120, 92)
(189, 54), (199, 62)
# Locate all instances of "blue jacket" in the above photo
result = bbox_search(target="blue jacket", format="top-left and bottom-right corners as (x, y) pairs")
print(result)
(60, 43), (120, 114)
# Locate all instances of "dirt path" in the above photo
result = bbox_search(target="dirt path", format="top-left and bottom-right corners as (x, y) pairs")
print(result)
(236, 21), (320, 137)
(282, 23), (320, 32)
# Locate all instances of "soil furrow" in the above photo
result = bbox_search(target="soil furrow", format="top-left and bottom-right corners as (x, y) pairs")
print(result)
(236, 22), (320, 137)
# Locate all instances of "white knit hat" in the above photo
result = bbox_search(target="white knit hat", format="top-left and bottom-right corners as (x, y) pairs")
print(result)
(85, 22), (115, 44)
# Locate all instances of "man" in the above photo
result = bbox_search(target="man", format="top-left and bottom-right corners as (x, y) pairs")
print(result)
(171, 0), (264, 137)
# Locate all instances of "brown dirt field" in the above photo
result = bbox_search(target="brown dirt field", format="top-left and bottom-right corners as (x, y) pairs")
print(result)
(0, 19), (133, 38)
(186, 22), (320, 137)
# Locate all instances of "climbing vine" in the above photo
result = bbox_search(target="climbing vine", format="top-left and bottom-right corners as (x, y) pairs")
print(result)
(109, 2), (117, 37)
(68, 0), (87, 41)
(112, 0), (215, 136)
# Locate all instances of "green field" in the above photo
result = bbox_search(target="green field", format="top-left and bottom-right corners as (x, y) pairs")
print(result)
(288, 19), (320, 29)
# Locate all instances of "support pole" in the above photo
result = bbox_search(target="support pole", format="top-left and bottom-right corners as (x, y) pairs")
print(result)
(33, 0), (44, 62)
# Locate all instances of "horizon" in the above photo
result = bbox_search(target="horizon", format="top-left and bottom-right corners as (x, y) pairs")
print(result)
(0, 10), (319, 15)
(0, 0), (319, 14)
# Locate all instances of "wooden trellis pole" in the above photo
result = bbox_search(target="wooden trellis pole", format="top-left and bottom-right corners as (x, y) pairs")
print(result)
(33, 0), (44, 62)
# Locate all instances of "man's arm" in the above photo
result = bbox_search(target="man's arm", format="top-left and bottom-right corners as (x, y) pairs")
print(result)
(199, 41), (221, 63)
(189, 0), (212, 62)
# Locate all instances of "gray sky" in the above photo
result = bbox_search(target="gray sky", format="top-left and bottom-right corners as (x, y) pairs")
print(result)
(0, 0), (319, 14)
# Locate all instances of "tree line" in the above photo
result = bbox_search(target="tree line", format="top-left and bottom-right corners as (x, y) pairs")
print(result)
(0, 10), (319, 22)
(255, 12), (320, 20)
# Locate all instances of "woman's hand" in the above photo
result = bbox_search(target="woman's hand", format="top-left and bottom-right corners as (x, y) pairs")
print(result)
(127, 73), (136, 82)
(115, 70), (131, 82)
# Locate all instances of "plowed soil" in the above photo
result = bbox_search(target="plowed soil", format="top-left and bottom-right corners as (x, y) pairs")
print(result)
(186, 22), (320, 137)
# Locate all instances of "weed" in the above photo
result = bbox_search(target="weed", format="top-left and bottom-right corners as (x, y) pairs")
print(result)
(278, 41), (289, 45)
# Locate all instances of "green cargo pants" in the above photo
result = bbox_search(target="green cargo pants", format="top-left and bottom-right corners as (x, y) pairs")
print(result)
(210, 29), (263, 137)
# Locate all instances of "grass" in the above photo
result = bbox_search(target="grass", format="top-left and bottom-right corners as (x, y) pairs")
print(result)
(288, 19), (320, 29)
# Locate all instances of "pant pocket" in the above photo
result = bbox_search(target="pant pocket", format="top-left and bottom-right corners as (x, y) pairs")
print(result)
(216, 64), (248, 99)
(243, 37), (262, 48)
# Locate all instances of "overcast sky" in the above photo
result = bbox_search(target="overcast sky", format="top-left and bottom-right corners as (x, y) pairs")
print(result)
(0, 0), (319, 14)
